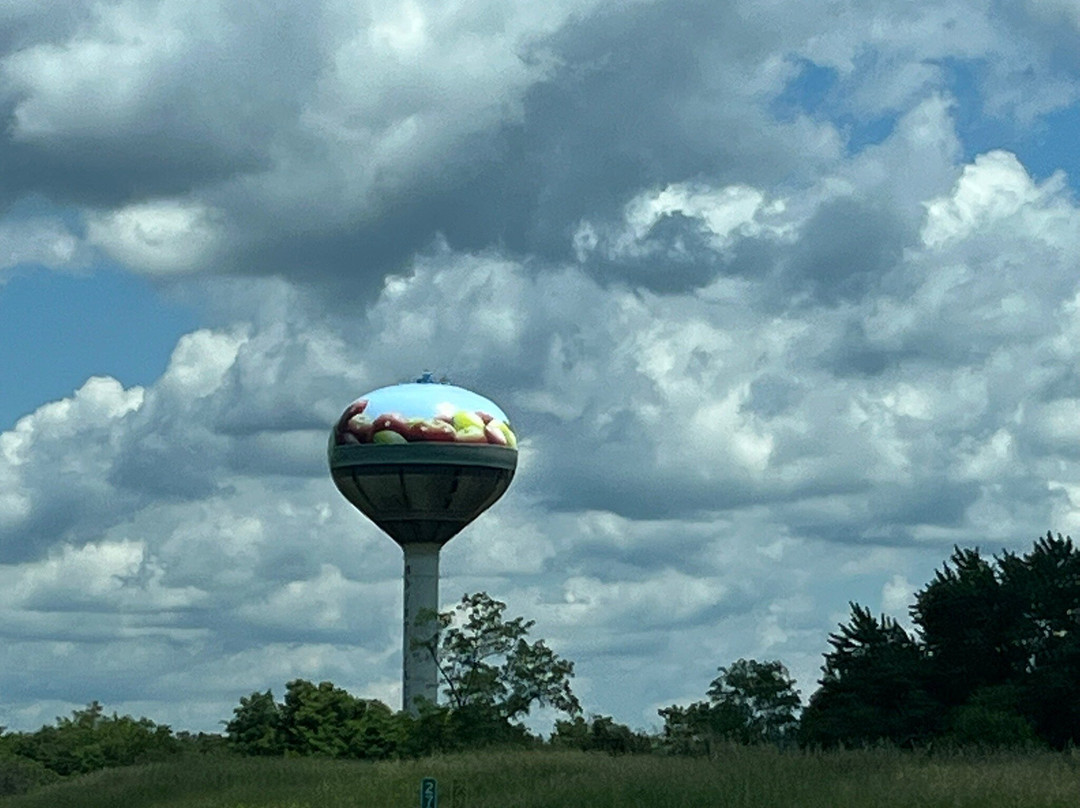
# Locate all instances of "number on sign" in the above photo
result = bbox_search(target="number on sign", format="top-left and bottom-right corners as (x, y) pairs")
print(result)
(421, 777), (438, 808)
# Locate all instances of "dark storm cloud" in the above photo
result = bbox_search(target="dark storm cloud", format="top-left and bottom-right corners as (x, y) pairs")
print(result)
(782, 197), (910, 304)
(107, 440), (222, 500)
(868, 478), (982, 529)
(0, 2), (320, 209)
(745, 375), (803, 418)
(0, 135), (268, 211)
(575, 212), (728, 293)
(411, 0), (841, 285)
(0, 497), (127, 564)
(2, 0), (1075, 301)
(821, 319), (915, 377)
(548, 523), (765, 585)
(669, 194), (916, 306)
(0, 3), (92, 56)
(988, 2), (1080, 85)
(499, 3), (771, 252)
(530, 455), (761, 520)
(1, 0), (839, 293)
(206, 0), (816, 294)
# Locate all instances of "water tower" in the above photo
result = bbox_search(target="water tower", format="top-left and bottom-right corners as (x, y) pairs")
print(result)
(328, 375), (517, 714)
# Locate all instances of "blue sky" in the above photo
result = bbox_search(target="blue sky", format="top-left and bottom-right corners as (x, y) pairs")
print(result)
(2, 0), (1080, 735)
(0, 268), (196, 427)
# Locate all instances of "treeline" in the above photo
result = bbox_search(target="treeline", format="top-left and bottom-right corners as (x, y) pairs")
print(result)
(2, 533), (1079, 796)
(223, 679), (538, 760)
(663, 533), (1080, 753)
(0, 701), (223, 795)
(801, 532), (1080, 750)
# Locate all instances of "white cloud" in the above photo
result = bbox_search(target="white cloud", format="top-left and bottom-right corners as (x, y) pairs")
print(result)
(881, 574), (914, 619)
(159, 329), (248, 399)
(87, 200), (223, 275)
(0, 216), (85, 276)
(3, 1), (199, 140)
(574, 183), (781, 262)
(1025, 0), (1080, 31)
(236, 564), (394, 633)
(304, 0), (569, 181)
(922, 150), (1052, 247)
(4, 0), (1080, 737)
(2, 540), (208, 615)
(1, 375), (144, 460)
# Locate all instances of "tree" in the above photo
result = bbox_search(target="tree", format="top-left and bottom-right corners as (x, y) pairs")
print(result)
(280, 679), (405, 759)
(551, 715), (652, 754)
(225, 690), (283, 756)
(706, 659), (801, 745)
(913, 533), (1080, 748)
(910, 547), (1028, 708)
(801, 533), (1080, 749)
(943, 686), (1039, 749)
(996, 533), (1080, 747)
(425, 592), (580, 745)
(659, 700), (747, 755)
(4, 703), (179, 776)
(0, 755), (58, 797)
(226, 681), (408, 760)
(799, 605), (939, 748)
(660, 659), (800, 753)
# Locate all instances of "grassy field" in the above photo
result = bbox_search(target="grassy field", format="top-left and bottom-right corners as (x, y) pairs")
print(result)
(1, 746), (1078, 808)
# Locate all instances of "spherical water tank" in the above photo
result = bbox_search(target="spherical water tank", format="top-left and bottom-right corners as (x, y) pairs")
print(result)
(328, 380), (518, 546)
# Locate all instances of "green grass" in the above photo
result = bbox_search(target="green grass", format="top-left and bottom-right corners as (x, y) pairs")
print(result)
(1, 747), (1078, 808)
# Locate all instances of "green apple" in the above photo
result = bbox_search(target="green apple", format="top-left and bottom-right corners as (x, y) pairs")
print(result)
(498, 421), (517, 449)
(454, 426), (487, 443)
(372, 429), (408, 444)
(452, 410), (486, 431)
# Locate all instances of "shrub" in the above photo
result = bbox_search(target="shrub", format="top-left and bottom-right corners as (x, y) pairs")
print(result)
(0, 754), (60, 796)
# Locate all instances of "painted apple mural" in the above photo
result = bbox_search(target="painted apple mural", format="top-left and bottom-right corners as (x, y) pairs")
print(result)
(332, 382), (518, 449)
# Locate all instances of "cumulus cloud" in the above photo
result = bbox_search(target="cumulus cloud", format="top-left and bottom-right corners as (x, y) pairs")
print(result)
(86, 199), (224, 275)
(3, 0), (1080, 734)
(7, 129), (1080, 725)
(923, 150), (1061, 247)
(0, 214), (85, 278)
(4, 139), (1078, 720)
(8, 0), (1068, 284)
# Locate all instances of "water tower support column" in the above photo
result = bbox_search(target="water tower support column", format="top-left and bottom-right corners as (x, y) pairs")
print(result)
(402, 542), (441, 714)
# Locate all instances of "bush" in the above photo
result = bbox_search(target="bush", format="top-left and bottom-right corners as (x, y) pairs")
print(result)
(226, 681), (413, 760)
(0, 754), (60, 796)
(3, 703), (180, 777)
(552, 715), (652, 754)
(945, 705), (1041, 750)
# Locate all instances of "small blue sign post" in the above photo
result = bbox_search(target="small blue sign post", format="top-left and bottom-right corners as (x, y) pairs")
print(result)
(421, 777), (438, 808)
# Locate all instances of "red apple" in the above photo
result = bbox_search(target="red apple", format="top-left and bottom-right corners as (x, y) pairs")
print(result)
(454, 426), (488, 443)
(337, 398), (368, 428)
(372, 412), (410, 439)
(402, 418), (428, 441)
(415, 419), (457, 442)
(335, 399), (368, 442)
(345, 414), (374, 442)
(484, 421), (509, 445)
